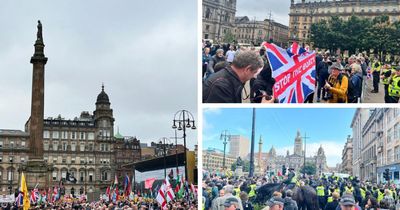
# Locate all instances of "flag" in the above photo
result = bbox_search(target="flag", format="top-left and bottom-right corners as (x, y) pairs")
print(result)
(30, 186), (39, 204)
(20, 172), (30, 210)
(113, 174), (119, 189)
(47, 187), (52, 203)
(287, 42), (307, 57)
(145, 178), (156, 189)
(177, 177), (185, 199)
(174, 173), (181, 193)
(156, 183), (167, 209)
(367, 66), (372, 79)
(190, 183), (197, 198)
(106, 186), (111, 201)
(164, 178), (175, 202)
(264, 42), (316, 103)
(52, 186), (59, 202)
(15, 192), (23, 207)
(123, 174), (131, 196)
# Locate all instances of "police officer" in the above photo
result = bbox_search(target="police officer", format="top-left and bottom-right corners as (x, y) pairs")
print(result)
(316, 182), (326, 208)
(381, 64), (394, 103)
(283, 168), (297, 189)
(371, 59), (381, 93)
(248, 181), (256, 200)
(388, 67), (400, 103)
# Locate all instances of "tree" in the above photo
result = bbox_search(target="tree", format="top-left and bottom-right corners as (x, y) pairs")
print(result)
(223, 30), (235, 44)
(300, 162), (316, 175)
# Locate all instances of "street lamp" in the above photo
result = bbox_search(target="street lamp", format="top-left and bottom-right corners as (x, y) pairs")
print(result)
(159, 137), (171, 179)
(220, 130), (231, 170)
(172, 110), (196, 181)
(9, 142), (14, 195)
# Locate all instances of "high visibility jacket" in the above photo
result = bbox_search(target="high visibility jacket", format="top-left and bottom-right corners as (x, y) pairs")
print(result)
(389, 75), (400, 97)
(234, 188), (241, 197)
(382, 69), (393, 85)
(291, 174), (298, 184)
(377, 191), (384, 203)
(372, 62), (382, 73)
(248, 184), (256, 198)
(360, 188), (366, 199)
(327, 196), (333, 203)
(316, 186), (325, 196)
(345, 186), (354, 194)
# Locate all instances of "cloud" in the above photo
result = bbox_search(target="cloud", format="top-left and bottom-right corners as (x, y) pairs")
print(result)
(203, 108), (222, 115)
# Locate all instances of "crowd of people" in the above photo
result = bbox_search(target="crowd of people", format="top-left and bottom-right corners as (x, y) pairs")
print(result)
(202, 41), (400, 103)
(0, 195), (197, 209)
(202, 168), (400, 210)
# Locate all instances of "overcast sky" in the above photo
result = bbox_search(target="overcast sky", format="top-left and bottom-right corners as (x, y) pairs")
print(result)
(236, 0), (291, 25)
(0, 0), (197, 149)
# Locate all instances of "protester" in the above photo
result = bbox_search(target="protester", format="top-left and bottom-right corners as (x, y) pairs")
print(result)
(207, 49), (226, 76)
(203, 50), (274, 103)
(203, 47), (212, 78)
(324, 63), (348, 103)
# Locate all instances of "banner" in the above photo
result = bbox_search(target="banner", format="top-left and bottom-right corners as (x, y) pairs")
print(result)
(264, 42), (316, 103)
(0, 194), (15, 203)
(145, 178), (156, 189)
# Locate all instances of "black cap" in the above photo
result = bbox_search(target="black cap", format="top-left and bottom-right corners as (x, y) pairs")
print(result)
(224, 197), (240, 207)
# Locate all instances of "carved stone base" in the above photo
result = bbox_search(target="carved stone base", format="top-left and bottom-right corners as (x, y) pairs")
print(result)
(19, 159), (53, 190)
(235, 166), (243, 177)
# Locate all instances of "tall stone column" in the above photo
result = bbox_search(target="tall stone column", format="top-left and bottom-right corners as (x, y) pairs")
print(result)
(29, 20), (47, 159)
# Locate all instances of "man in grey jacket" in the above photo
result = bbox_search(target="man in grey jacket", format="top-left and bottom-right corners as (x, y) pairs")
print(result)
(212, 185), (243, 210)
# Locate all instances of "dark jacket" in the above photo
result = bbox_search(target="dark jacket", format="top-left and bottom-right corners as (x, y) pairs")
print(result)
(324, 200), (339, 210)
(242, 201), (254, 210)
(203, 67), (244, 103)
(207, 55), (226, 73)
(284, 197), (298, 210)
(317, 61), (330, 84)
(348, 73), (362, 102)
(251, 64), (276, 103)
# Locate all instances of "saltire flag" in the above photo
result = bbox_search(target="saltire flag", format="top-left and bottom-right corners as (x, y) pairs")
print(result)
(156, 181), (167, 209)
(123, 174), (131, 196)
(264, 42), (316, 103)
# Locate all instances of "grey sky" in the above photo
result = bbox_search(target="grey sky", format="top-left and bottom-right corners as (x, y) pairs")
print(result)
(0, 0), (197, 148)
(236, 0), (291, 26)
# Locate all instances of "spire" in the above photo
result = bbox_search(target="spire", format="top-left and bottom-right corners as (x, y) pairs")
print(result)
(102, 82), (104, 91)
(259, 135), (263, 144)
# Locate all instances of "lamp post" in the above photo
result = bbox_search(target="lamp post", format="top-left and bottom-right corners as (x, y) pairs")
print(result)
(220, 130), (231, 170)
(302, 132), (310, 169)
(172, 110), (196, 181)
(170, 131), (183, 176)
(9, 142), (14, 195)
(159, 137), (171, 179)
(249, 108), (256, 178)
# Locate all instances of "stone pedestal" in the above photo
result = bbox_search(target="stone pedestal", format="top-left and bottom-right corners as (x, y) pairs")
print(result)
(19, 159), (53, 190)
(235, 166), (243, 177)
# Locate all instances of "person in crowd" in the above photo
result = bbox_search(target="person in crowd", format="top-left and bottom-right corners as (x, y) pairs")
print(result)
(207, 49), (226, 76)
(283, 190), (298, 210)
(203, 50), (274, 103)
(324, 63), (348, 103)
(203, 47), (212, 78)
(226, 45), (236, 64)
(316, 52), (332, 102)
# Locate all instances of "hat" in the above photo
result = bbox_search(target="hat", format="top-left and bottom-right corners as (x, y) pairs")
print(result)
(330, 63), (343, 71)
(266, 196), (285, 207)
(340, 194), (355, 206)
(223, 197), (240, 207)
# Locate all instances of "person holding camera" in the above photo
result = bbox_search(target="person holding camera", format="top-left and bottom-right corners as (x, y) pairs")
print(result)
(324, 63), (348, 103)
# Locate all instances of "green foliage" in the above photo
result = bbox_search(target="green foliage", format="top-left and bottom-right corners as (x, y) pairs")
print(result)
(310, 15), (400, 56)
(300, 162), (316, 175)
(223, 30), (235, 44)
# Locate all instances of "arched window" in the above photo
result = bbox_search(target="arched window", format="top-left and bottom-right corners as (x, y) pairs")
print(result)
(205, 8), (211, 19)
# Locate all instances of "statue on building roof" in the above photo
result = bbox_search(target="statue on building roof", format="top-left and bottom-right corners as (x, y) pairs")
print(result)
(37, 20), (43, 41)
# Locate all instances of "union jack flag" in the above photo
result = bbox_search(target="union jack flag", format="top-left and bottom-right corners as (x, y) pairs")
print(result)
(264, 42), (316, 103)
(15, 192), (23, 207)
(30, 187), (40, 203)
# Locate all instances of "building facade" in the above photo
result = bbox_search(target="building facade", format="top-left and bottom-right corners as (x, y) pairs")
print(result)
(203, 148), (236, 172)
(202, 0), (237, 41)
(351, 108), (370, 178)
(251, 131), (328, 175)
(229, 135), (250, 159)
(341, 135), (353, 175)
(234, 16), (289, 47)
(289, 0), (400, 45)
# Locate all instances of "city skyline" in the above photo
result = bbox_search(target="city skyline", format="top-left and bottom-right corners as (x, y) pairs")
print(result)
(203, 108), (355, 167)
(0, 0), (197, 148)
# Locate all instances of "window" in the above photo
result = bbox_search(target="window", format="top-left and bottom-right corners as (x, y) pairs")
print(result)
(52, 131), (59, 139)
(62, 158), (66, 164)
(88, 133), (94, 140)
(0, 157), (2, 163)
(21, 157), (25, 163)
(61, 171), (67, 179)
(43, 131), (50, 139)
(21, 141), (25, 147)
(0, 141), (3, 148)
(80, 132), (85, 140)
(89, 172), (93, 182)
(88, 144), (93, 151)
(7, 170), (13, 181)
(80, 172), (84, 182)
(71, 143), (76, 151)
(53, 171), (57, 181)
(395, 146), (400, 161)
(61, 131), (67, 139)
(388, 149), (393, 163)
(63, 142), (67, 151)
(101, 171), (108, 181)
(395, 123), (400, 140)
(9, 157), (13, 163)
(80, 144), (85, 152)
(89, 159), (93, 164)
(71, 158), (75, 164)
(53, 158), (57, 163)
(53, 143), (58, 151)
(388, 128), (393, 143)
